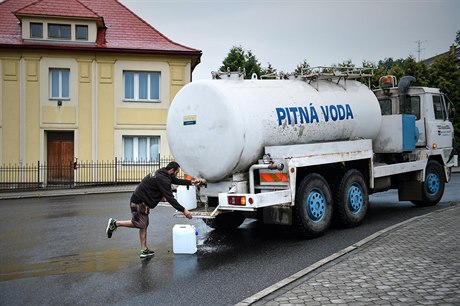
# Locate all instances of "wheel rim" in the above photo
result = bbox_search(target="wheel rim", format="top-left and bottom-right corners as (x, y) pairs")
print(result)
(426, 172), (440, 195)
(306, 189), (326, 222)
(347, 183), (363, 214)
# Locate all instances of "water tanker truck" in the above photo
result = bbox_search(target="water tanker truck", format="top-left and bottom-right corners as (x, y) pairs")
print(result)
(167, 68), (457, 237)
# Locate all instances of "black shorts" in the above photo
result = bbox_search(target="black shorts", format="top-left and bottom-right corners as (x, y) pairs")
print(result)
(130, 202), (150, 229)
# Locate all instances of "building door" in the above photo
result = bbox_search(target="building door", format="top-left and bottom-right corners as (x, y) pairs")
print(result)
(47, 131), (74, 183)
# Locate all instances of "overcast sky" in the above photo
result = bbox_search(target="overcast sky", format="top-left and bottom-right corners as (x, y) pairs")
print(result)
(120, 0), (460, 80)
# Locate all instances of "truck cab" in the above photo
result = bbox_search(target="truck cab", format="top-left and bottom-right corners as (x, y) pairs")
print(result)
(373, 76), (454, 150)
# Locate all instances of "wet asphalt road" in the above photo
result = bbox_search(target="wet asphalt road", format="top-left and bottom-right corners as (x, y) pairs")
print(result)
(0, 174), (459, 306)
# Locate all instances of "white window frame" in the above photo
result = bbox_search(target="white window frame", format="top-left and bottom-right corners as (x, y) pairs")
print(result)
(123, 71), (160, 102)
(122, 136), (160, 163)
(49, 68), (70, 100)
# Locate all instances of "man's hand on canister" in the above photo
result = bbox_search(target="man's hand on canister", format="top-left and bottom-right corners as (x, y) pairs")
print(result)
(183, 209), (193, 219)
(191, 178), (206, 185)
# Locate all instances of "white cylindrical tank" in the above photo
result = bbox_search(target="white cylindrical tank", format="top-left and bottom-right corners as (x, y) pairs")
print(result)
(167, 79), (382, 182)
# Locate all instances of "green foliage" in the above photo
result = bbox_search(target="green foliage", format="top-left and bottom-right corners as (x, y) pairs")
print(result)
(337, 59), (355, 69)
(260, 62), (277, 78)
(402, 57), (430, 86)
(219, 45), (262, 79)
(294, 59), (311, 74)
(378, 57), (405, 71)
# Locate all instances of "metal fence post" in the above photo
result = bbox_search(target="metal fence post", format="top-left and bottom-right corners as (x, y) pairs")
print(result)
(37, 161), (40, 189)
(115, 157), (118, 186)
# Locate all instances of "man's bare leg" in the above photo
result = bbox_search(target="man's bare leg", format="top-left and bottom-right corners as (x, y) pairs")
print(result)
(139, 227), (147, 250)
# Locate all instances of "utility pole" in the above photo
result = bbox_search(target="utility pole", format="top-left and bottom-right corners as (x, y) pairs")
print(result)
(415, 40), (427, 62)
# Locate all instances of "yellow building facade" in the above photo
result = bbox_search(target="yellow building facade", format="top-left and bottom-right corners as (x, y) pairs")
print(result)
(0, 50), (193, 165)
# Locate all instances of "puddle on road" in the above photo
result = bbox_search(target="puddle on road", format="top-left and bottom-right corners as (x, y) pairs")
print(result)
(1, 220), (259, 282)
(0, 249), (138, 282)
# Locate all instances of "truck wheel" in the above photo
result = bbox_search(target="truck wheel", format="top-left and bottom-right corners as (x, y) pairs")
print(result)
(334, 169), (368, 228)
(203, 212), (245, 230)
(293, 173), (332, 238)
(412, 160), (445, 207)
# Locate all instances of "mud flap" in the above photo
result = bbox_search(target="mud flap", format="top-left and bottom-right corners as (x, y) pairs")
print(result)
(263, 206), (292, 225)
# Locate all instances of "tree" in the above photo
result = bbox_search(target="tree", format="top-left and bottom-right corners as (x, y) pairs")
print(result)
(337, 59), (355, 69)
(219, 45), (262, 79)
(402, 57), (429, 86)
(378, 57), (405, 71)
(260, 62), (277, 78)
(456, 30), (460, 45)
(245, 50), (262, 78)
(294, 59), (311, 75)
(362, 60), (385, 88)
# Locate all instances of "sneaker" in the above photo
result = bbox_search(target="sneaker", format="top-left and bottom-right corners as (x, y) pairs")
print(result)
(106, 218), (117, 238)
(140, 248), (155, 258)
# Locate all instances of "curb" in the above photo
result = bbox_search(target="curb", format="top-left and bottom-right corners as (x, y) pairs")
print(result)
(0, 186), (136, 200)
(235, 206), (455, 305)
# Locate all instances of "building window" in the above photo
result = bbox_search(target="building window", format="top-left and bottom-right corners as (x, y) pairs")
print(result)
(123, 136), (160, 162)
(123, 71), (160, 102)
(76, 25), (88, 40)
(48, 24), (71, 40)
(30, 23), (43, 38)
(50, 68), (70, 99)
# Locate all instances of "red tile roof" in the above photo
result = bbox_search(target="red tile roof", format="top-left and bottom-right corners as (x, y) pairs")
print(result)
(0, 0), (201, 66)
(15, 0), (101, 19)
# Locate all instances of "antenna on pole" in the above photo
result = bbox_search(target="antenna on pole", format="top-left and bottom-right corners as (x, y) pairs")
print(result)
(415, 40), (427, 62)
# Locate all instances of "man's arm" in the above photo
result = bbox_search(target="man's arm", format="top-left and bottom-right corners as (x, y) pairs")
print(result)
(172, 176), (206, 186)
(157, 175), (186, 212)
(171, 176), (192, 186)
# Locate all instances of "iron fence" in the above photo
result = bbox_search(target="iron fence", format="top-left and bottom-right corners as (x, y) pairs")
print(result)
(0, 156), (179, 192)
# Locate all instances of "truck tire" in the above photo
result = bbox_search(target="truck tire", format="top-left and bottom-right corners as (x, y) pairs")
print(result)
(293, 173), (333, 238)
(333, 169), (368, 228)
(203, 212), (245, 230)
(411, 160), (445, 207)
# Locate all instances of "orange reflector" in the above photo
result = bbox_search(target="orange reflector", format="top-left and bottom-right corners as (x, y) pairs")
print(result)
(432, 143), (438, 149)
(228, 196), (246, 206)
(259, 173), (288, 182)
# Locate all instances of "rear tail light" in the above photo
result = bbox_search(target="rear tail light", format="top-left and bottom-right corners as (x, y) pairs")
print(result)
(228, 196), (246, 205)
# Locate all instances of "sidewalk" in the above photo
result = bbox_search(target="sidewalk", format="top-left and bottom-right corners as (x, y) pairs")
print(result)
(0, 185), (136, 200)
(238, 205), (460, 305)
